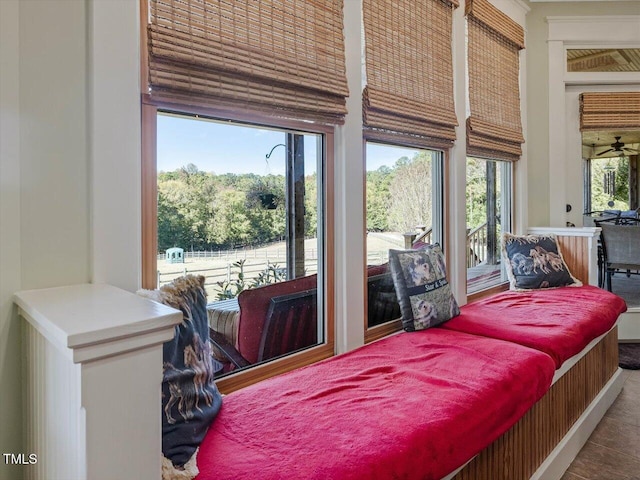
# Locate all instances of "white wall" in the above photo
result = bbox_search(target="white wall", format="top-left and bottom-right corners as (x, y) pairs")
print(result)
(525, 1), (640, 227)
(0, 2), (23, 479)
(19, 0), (90, 288)
(89, 0), (142, 293)
(1, 1), (94, 477)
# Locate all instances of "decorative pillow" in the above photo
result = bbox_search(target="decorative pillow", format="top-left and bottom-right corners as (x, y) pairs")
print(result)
(502, 233), (582, 291)
(388, 245), (460, 331)
(140, 275), (223, 480)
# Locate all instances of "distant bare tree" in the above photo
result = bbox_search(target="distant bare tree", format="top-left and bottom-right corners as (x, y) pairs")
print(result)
(388, 153), (433, 233)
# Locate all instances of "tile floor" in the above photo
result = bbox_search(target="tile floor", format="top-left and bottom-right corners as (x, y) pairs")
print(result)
(561, 368), (640, 480)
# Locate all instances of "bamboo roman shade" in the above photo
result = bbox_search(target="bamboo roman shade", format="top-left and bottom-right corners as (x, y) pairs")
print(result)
(362, 0), (459, 149)
(466, 0), (524, 162)
(146, 0), (349, 124)
(580, 92), (640, 131)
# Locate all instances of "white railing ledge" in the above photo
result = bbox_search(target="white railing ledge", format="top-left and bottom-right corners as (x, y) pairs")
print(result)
(528, 226), (600, 237)
(14, 283), (182, 363)
(17, 283), (181, 479)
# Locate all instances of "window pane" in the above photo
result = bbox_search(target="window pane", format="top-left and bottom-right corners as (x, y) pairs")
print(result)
(589, 156), (630, 213)
(365, 142), (443, 329)
(157, 113), (324, 377)
(466, 157), (512, 294)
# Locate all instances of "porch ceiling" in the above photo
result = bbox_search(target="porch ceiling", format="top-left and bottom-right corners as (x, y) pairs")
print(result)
(582, 131), (640, 159)
(568, 48), (640, 73)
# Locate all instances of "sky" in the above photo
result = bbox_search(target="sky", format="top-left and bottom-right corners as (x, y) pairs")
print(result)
(157, 113), (419, 175)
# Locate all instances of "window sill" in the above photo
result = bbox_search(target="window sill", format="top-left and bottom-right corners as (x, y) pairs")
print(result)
(467, 282), (509, 303)
(215, 343), (334, 394)
(365, 318), (403, 344)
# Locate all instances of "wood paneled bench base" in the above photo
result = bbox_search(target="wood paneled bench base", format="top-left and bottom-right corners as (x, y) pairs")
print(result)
(451, 327), (622, 480)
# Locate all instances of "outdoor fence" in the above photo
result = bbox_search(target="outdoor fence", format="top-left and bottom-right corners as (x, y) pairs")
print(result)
(367, 251), (390, 265)
(158, 247), (316, 262)
(157, 249), (320, 297)
(159, 248), (391, 298)
(158, 232), (500, 298)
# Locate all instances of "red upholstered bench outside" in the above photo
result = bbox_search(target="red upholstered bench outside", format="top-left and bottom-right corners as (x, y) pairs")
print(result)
(196, 329), (555, 480)
(211, 264), (399, 371)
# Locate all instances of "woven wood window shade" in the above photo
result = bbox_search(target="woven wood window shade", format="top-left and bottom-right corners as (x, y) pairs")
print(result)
(580, 92), (640, 131)
(466, 0), (524, 162)
(146, 0), (349, 125)
(363, 0), (459, 150)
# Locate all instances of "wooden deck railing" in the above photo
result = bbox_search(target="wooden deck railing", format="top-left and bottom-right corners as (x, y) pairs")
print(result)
(404, 223), (494, 269)
(403, 226), (433, 248)
(467, 222), (487, 268)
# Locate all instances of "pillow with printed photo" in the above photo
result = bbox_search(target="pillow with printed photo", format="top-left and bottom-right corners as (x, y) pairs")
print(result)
(502, 233), (582, 291)
(388, 244), (460, 331)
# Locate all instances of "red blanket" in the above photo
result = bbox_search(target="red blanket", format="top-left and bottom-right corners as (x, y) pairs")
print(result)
(442, 286), (627, 368)
(196, 329), (554, 480)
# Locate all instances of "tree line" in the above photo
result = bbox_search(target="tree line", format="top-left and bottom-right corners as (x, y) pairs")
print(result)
(158, 164), (316, 252)
(158, 153), (493, 253)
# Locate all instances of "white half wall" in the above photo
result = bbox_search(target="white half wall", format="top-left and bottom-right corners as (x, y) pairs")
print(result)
(619, 310), (640, 341)
(2, 1), (96, 477)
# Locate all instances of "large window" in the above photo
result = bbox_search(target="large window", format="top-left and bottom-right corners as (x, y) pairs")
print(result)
(365, 142), (444, 337)
(466, 157), (512, 294)
(156, 113), (322, 289)
(143, 109), (333, 391)
(142, 0), (345, 392)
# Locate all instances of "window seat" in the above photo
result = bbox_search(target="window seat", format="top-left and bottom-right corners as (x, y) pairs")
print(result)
(196, 328), (556, 480)
(196, 287), (625, 480)
(442, 285), (627, 367)
(14, 228), (622, 480)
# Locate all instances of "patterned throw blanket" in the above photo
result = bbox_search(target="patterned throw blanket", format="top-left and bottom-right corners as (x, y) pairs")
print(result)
(152, 275), (223, 480)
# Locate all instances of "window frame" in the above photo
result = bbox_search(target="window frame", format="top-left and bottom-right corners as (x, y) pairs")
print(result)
(141, 98), (335, 394)
(362, 140), (447, 343)
(465, 156), (514, 301)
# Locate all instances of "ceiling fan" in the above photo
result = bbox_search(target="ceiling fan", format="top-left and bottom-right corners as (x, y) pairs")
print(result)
(596, 136), (639, 156)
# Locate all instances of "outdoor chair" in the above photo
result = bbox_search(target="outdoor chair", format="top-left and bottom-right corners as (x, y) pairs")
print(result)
(367, 272), (401, 328)
(593, 216), (621, 287)
(596, 220), (640, 293)
(209, 289), (318, 369)
(209, 274), (319, 371)
(583, 210), (620, 227)
(258, 289), (318, 361)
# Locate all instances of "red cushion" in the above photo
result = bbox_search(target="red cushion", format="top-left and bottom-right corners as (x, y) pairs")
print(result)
(196, 329), (554, 480)
(442, 285), (627, 368)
